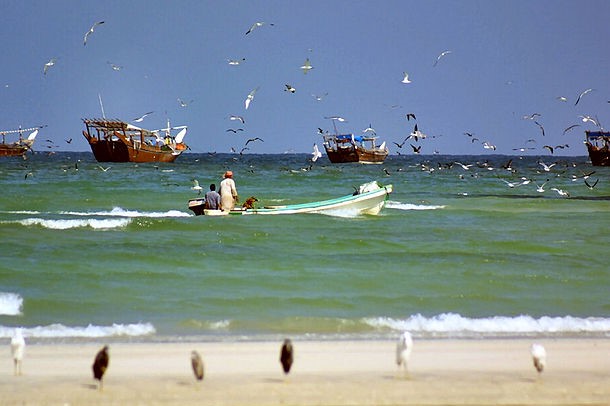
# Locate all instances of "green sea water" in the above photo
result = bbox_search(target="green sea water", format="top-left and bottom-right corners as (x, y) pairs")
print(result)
(1, 152), (609, 342)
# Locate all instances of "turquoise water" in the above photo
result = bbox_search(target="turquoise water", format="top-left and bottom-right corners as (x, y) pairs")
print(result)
(1, 152), (609, 341)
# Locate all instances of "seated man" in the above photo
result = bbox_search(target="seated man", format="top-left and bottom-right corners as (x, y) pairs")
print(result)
(204, 183), (221, 210)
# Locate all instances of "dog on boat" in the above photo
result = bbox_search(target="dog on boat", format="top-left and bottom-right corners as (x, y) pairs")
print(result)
(242, 196), (258, 209)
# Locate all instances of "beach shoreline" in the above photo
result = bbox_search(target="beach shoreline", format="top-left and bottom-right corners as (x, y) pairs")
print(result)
(2, 338), (608, 405)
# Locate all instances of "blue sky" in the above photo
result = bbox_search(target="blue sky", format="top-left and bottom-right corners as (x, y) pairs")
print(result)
(1, 0), (609, 155)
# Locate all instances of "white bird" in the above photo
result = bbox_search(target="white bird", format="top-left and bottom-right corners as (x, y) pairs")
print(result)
(84, 21), (105, 46)
(97, 165), (111, 172)
(229, 115), (245, 124)
(245, 87), (259, 110)
(133, 111), (153, 123)
(454, 162), (473, 170)
(43, 58), (57, 75)
(395, 331), (413, 375)
(535, 182), (547, 193)
(433, 50), (452, 67)
(191, 179), (203, 194)
(579, 115), (599, 126)
(362, 124), (376, 135)
(531, 343), (546, 374)
(11, 328), (25, 376)
(574, 88), (593, 106)
(301, 58), (313, 74)
(107, 62), (123, 71)
(227, 58), (245, 65)
(245, 21), (273, 35)
(284, 84), (296, 93)
(311, 143), (322, 162)
(324, 116), (347, 122)
(538, 161), (556, 172)
(178, 98), (193, 107)
(551, 187), (570, 197)
(401, 72), (411, 84)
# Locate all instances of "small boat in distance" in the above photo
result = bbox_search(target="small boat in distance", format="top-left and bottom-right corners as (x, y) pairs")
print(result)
(0, 126), (42, 158)
(322, 133), (389, 164)
(188, 181), (393, 216)
(585, 130), (610, 166)
(82, 118), (188, 163)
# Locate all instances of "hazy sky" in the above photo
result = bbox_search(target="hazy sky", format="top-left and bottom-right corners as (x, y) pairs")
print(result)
(1, 0), (609, 155)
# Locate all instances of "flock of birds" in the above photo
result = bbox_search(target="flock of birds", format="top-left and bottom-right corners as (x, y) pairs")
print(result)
(10, 329), (547, 390)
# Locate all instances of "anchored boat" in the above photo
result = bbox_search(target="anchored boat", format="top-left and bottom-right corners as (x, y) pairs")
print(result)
(322, 133), (389, 164)
(188, 181), (393, 216)
(82, 118), (188, 163)
(0, 126), (41, 158)
(585, 130), (610, 166)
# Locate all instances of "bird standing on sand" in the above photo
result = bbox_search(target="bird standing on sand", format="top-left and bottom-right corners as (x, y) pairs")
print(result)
(280, 338), (294, 376)
(396, 331), (413, 375)
(191, 350), (204, 381)
(11, 328), (25, 376)
(84, 21), (105, 46)
(531, 343), (546, 374)
(92, 345), (110, 390)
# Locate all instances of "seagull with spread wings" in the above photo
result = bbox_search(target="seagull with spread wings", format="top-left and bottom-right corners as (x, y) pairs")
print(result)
(245, 87), (259, 110)
(301, 58), (313, 74)
(433, 50), (452, 67)
(245, 21), (273, 35)
(84, 21), (105, 46)
(43, 58), (57, 75)
(574, 88), (593, 106)
(133, 111), (153, 123)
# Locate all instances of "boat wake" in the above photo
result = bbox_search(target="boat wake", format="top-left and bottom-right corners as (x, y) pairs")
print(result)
(1, 207), (190, 230)
(386, 201), (446, 211)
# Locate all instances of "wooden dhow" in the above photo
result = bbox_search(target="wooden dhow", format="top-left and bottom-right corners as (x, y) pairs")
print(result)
(82, 118), (188, 163)
(0, 126), (42, 158)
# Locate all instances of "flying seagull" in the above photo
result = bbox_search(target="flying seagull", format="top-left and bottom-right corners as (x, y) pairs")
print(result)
(191, 179), (203, 194)
(405, 113), (416, 121)
(229, 115), (245, 124)
(92, 345), (110, 390)
(43, 58), (57, 75)
(227, 58), (245, 65)
(245, 21), (273, 35)
(324, 115), (347, 122)
(245, 137), (264, 145)
(531, 343), (546, 374)
(191, 350), (204, 381)
(11, 329), (25, 376)
(84, 21), (105, 46)
(245, 87), (259, 110)
(311, 143), (322, 162)
(401, 72), (411, 84)
(396, 331), (413, 376)
(562, 124), (580, 135)
(280, 338), (294, 376)
(301, 58), (313, 74)
(284, 84), (296, 93)
(574, 88), (593, 106)
(433, 50), (452, 67)
(133, 111), (153, 123)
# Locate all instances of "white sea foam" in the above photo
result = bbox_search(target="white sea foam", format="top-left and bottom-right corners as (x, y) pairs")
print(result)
(18, 217), (131, 230)
(386, 201), (446, 210)
(364, 313), (610, 337)
(0, 292), (23, 316)
(60, 207), (191, 218)
(0, 322), (156, 338)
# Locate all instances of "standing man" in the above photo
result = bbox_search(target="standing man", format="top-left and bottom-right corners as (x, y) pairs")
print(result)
(219, 170), (238, 211)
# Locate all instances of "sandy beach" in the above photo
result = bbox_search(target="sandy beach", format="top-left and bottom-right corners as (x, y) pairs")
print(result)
(2, 338), (608, 405)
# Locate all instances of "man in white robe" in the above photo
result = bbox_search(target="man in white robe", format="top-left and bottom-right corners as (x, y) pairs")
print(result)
(219, 170), (238, 211)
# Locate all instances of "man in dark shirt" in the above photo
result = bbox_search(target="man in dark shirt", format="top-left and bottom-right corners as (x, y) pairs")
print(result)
(204, 184), (221, 210)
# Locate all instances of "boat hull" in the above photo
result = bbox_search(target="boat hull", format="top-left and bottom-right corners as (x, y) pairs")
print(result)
(87, 138), (179, 163)
(0, 144), (30, 157)
(188, 182), (393, 216)
(324, 145), (388, 164)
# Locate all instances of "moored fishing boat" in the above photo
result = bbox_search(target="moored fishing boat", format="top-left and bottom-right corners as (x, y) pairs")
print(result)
(82, 118), (188, 163)
(188, 181), (393, 216)
(0, 126), (42, 158)
(585, 130), (610, 166)
(322, 133), (389, 164)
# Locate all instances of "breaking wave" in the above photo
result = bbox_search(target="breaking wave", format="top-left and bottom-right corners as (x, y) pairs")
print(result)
(59, 207), (191, 218)
(0, 292), (23, 316)
(364, 313), (610, 337)
(0, 322), (156, 339)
